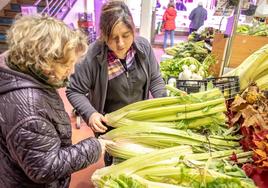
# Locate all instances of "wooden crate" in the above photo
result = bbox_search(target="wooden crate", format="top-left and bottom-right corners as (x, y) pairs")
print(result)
(229, 34), (268, 68)
(210, 33), (227, 76)
(211, 33), (268, 76)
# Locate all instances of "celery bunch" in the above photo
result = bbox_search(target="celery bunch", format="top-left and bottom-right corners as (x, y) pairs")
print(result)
(92, 146), (255, 188)
(105, 88), (227, 133)
(93, 87), (257, 187)
(103, 88), (238, 159)
(102, 124), (241, 159)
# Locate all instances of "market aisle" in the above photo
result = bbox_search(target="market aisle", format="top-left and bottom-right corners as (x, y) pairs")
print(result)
(153, 46), (165, 63)
(153, 34), (188, 48)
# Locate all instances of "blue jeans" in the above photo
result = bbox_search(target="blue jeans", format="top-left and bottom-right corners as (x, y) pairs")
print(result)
(163, 30), (174, 49)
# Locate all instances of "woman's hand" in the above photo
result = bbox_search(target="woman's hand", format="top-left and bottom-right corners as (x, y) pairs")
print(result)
(88, 112), (108, 133)
(98, 139), (115, 155)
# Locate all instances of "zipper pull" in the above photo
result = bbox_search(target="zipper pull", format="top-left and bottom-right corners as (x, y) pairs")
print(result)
(126, 71), (129, 78)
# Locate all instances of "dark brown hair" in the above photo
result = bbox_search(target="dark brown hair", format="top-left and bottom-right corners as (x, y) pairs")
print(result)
(99, 1), (135, 42)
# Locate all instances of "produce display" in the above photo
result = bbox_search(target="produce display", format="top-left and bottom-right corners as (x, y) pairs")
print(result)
(164, 41), (209, 62)
(188, 27), (217, 46)
(236, 22), (268, 36)
(160, 45), (215, 80)
(92, 146), (255, 188)
(91, 88), (257, 187)
(89, 26), (268, 188)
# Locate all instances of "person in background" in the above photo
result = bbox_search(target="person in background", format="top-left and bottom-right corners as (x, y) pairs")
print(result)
(156, 0), (161, 8)
(189, 1), (207, 34)
(162, 2), (177, 49)
(66, 1), (167, 166)
(0, 14), (112, 188)
(176, 0), (187, 11)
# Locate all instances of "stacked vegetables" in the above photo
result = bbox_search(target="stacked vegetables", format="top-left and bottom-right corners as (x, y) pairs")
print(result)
(165, 41), (209, 62)
(91, 88), (256, 187)
(236, 22), (268, 36)
(223, 44), (268, 91)
(105, 88), (226, 130)
(188, 27), (216, 46)
(160, 53), (215, 80)
(92, 146), (255, 188)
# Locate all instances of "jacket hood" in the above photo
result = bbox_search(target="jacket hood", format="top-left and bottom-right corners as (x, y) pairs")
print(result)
(166, 7), (177, 16)
(0, 52), (51, 94)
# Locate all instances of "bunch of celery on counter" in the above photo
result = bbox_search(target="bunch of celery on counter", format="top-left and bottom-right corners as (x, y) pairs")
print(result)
(92, 87), (257, 187)
(92, 146), (255, 188)
(102, 87), (243, 159)
(102, 124), (242, 159)
(105, 88), (227, 133)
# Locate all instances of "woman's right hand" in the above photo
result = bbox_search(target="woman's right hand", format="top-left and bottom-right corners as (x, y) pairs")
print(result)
(88, 112), (108, 133)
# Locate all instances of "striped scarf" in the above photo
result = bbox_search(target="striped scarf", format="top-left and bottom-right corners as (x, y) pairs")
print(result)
(107, 47), (136, 80)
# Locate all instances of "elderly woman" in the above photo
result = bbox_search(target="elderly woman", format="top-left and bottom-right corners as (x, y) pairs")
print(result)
(66, 1), (167, 166)
(0, 15), (110, 187)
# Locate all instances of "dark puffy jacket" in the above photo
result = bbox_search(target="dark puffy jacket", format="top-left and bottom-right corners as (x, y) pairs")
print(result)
(0, 54), (101, 188)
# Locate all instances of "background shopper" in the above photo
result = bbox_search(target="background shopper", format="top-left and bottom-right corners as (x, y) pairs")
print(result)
(162, 2), (177, 49)
(66, 0), (167, 166)
(0, 14), (111, 188)
(189, 1), (208, 33)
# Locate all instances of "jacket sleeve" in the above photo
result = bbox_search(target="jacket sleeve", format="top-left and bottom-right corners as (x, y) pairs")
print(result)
(204, 10), (208, 20)
(163, 11), (167, 21)
(145, 40), (167, 98)
(66, 54), (97, 123)
(6, 116), (101, 184)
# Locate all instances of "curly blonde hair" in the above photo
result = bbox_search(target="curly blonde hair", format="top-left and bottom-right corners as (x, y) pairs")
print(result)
(6, 14), (88, 85)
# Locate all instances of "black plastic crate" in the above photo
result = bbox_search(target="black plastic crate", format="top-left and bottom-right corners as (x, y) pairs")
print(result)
(173, 76), (240, 100)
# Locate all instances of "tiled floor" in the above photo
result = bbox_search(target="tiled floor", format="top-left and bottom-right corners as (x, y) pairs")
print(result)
(153, 33), (188, 48)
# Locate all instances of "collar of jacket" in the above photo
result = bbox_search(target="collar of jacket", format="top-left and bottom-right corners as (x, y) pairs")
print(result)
(95, 36), (147, 65)
(0, 52), (55, 94)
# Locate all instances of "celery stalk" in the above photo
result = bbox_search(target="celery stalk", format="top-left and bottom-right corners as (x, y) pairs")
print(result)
(112, 113), (226, 130)
(102, 124), (240, 148)
(106, 88), (223, 125)
(145, 104), (226, 122)
(125, 98), (225, 120)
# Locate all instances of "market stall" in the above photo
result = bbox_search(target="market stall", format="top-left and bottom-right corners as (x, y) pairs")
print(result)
(88, 20), (268, 188)
(62, 1), (268, 187)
